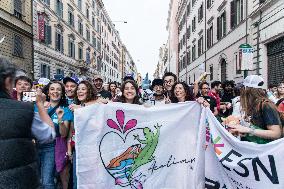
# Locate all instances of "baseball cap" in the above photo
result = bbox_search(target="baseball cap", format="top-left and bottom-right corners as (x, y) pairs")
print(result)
(63, 76), (80, 85)
(93, 75), (103, 81)
(243, 75), (264, 89)
(151, 79), (163, 89)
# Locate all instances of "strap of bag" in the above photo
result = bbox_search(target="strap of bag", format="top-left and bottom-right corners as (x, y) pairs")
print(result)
(48, 104), (60, 118)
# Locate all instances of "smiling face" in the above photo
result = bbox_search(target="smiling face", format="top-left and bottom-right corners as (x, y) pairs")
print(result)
(174, 84), (186, 102)
(278, 83), (284, 96)
(65, 81), (77, 98)
(77, 83), (88, 102)
(94, 79), (103, 90)
(16, 79), (31, 94)
(201, 83), (209, 96)
(153, 85), (164, 96)
(163, 76), (175, 91)
(48, 83), (63, 102)
(123, 82), (137, 103)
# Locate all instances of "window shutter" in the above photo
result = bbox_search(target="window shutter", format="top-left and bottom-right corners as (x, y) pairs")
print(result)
(47, 66), (50, 79)
(60, 2), (63, 18)
(55, 33), (59, 50)
(68, 40), (71, 56)
(14, 0), (22, 13)
(61, 35), (64, 53)
(47, 26), (51, 44)
(40, 64), (43, 77)
(223, 11), (227, 36)
(230, 1), (236, 29)
(217, 16), (220, 40)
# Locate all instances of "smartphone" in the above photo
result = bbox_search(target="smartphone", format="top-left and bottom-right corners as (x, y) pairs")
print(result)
(22, 91), (37, 102)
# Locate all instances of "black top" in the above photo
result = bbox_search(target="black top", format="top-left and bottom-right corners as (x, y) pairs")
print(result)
(251, 102), (282, 129)
(198, 94), (217, 113)
(98, 90), (112, 100)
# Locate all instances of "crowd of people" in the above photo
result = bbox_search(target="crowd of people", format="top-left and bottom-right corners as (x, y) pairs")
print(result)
(0, 57), (283, 189)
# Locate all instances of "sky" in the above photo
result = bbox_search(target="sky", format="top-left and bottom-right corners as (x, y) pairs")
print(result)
(103, 0), (170, 80)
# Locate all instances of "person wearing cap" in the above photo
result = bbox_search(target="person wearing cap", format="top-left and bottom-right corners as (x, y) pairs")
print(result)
(93, 76), (112, 101)
(63, 77), (79, 105)
(228, 75), (282, 144)
(12, 75), (33, 101)
(150, 78), (167, 105)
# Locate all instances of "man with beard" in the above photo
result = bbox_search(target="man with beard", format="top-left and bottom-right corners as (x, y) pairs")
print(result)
(63, 77), (79, 105)
(150, 79), (167, 105)
(93, 75), (112, 101)
(208, 81), (222, 113)
(162, 72), (177, 99)
(198, 82), (218, 115)
(219, 80), (235, 118)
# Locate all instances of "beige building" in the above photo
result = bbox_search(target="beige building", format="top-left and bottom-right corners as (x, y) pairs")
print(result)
(175, 0), (284, 86)
(0, 0), (33, 79)
(33, 0), (103, 80)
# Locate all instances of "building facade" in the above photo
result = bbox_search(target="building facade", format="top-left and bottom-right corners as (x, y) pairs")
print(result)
(175, 0), (284, 86)
(0, 0), (33, 79)
(121, 45), (137, 81)
(33, 0), (103, 80)
(153, 43), (168, 78)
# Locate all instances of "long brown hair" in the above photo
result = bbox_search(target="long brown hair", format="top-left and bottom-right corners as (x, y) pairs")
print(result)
(74, 80), (97, 104)
(118, 80), (141, 105)
(240, 87), (275, 117)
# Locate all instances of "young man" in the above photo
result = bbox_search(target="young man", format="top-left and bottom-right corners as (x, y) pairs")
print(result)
(150, 79), (167, 105)
(208, 81), (222, 112)
(63, 77), (79, 105)
(0, 58), (55, 188)
(220, 80), (235, 117)
(93, 76), (112, 100)
(13, 75), (33, 101)
(162, 72), (177, 98)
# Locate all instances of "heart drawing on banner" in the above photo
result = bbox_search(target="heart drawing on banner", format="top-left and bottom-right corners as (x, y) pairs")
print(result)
(99, 110), (162, 189)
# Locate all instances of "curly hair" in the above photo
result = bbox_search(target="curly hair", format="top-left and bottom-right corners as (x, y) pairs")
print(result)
(170, 82), (195, 103)
(74, 80), (97, 104)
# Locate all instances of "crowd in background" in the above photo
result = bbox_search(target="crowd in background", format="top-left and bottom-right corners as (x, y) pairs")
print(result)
(0, 57), (283, 189)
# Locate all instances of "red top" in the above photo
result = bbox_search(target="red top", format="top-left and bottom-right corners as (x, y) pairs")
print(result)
(208, 90), (220, 111)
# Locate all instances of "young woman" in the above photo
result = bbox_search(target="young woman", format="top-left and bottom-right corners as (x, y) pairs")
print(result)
(276, 82), (284, 103)
(170, 82), (195, 103)
(117, 80), (141, 104)
(68, 80), (98, 189)
(228, 75), (282, 143)
(108, 82), (117, 101)
(37, 81), (73, 189)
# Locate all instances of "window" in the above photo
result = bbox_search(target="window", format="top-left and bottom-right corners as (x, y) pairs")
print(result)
(68, 6), (74, 27)
(92, 15), (96, 26)
(186, 26), (191, 39)
(14, 0), (22, 19)
(42, 0), (50, 6)
(207, 0), (213, 9)
(78, 17), (83, 35)
(41, 64), (50, 79)
(192, 17), (196, 32)
(92, 36), (97, 48)
(86, 49), (90, 64)
(192, 44), (196, 61)
(44, 23), (52, 44)
(92, 0), (96, 9)
(86, 5), (90, 19)
(13, 34), (23, 57)
(198, 36), (203, 56)
(56, 0), (63, 18)
(68, 36), (75, 58)
(56, 68), (64, 77)
(187, 3), (191, 16)
(78, 46), (83, 60)
(209, 65), (213, 80)
(207, 25), (213, 48)
(187, 50), (191, 65)
(55, 29), (64, 53)
(86, 26), (90, 42)
(231, 0), (244, 29)
(235, 54), (242, 74)
(78, 0), (82, 10)
(198, 3), (204, 22)
(217, 12), (226, 40)
(97, 39), (101, 51)
(192, 0), (196, 7)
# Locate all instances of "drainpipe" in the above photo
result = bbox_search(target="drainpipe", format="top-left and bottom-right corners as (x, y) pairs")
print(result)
(31, 0), (35, 80)
(244, 0), (248, 78)
(185, 4), (188, 84)
(256, 10), (262, 75)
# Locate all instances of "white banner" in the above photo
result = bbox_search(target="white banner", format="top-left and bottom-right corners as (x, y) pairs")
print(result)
(204, 110), (284, 189)
(75, 102), (204, 189)
(75, 103), (284, 189)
